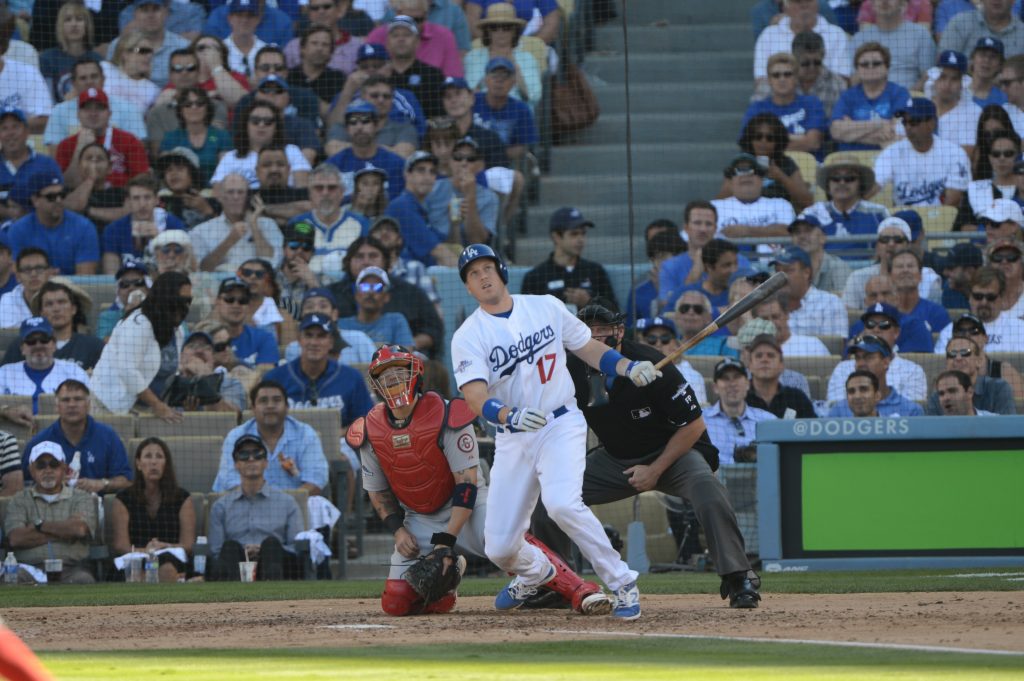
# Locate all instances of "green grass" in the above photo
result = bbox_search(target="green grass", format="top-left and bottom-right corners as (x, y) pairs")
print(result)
(38, 639), (1024, 681)
(3, 568), (1022, 608)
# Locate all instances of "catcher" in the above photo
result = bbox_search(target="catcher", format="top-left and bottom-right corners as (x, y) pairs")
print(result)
(347, 345), (611, 616)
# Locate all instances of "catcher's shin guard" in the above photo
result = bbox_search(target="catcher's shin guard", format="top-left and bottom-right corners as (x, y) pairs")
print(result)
(381, 579), (423, 616)
(523, 532), (611, 614)
(423, 592), (456, 614)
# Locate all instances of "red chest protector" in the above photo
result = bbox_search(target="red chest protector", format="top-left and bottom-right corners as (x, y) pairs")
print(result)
(365, 392), (455, 514)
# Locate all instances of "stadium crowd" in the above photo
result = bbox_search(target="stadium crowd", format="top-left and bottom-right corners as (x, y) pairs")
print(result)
(2, 0), (1024, 583)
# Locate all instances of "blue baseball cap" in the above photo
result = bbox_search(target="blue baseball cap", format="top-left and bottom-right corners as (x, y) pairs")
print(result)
(115, 261), (148, 280)
(549, 206), (594, 232)
(772, 245), (811, 268)
(893, 209), (923, 241)
(356, 43), (388, 63)
(232, 434), (266, 457)
(388, 15), (419, 35)
(299, 313), (333, 333)
(0, 105), (26, 124)
(937, 50), (968, 73)
(861, 302), (901, 325)
(973, 36), (1005, 57)
(404, 149), (438, 172)
(849, 334), (892, 357)
(25, 167), (64, 199)
(485, 56), (516, 74)
(345, 99), (378, 118)
(713, 357), (749, 380)
(217, 276), (249, 296)
(354, 163), (388, 181)
(897, 96), (937, 121)
(184, 331), (213, 346)
(257, 74), (289, 91)
(441, 76), (470, 93)
(227, 0), (259, 14)
(636, 315), (677, 337)
(301, 287), (338, 308)
(787, 214), (822, 231)
(20, 316), (54, 342)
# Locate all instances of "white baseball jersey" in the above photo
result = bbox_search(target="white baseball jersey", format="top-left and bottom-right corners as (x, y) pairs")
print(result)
(451, 294), (590, 413)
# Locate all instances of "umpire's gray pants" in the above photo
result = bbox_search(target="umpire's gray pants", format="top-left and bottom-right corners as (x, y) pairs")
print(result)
(532, 447), (751, 577)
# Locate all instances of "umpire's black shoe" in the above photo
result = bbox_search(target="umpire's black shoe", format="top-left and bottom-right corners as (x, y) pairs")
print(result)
(720, 571), (761, 609)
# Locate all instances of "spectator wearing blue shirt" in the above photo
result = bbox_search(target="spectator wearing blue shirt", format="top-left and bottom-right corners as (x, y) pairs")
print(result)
(327, 100), (407, 200)
(472, 57), (538, 160)
(213, 277), (280, 372)
(384, 151), (460, 267)
(6, 169), (100, 275)
(969, 37), (1009, 108)
(741, 53), (826, 160)
(703, 357), (776, 465)
(890, 250), (952, 334)
(425, 136), (500, 245)
(627, 228), (686, 327)
(848, 301), (935, 355)
(830, 42), (911, 152)
(203, 0), (295, 49)
(805, 156), (890, 258)
(213, 379), (329, 494)
(827, 335), (925, 417)
(339, 266), (415, 347)
(264, 315), (374, 421)
(101, 174), (186, 274)
(668, 238), (739, 314)
(0, 107), (63, 221)
(22, 379), (133, 495)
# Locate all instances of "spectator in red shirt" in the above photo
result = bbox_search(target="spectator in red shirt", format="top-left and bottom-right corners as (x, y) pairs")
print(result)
(55, 88), (150, 189)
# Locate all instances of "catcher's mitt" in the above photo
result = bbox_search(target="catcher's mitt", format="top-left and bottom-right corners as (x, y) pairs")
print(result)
(403, 547), (462, 604)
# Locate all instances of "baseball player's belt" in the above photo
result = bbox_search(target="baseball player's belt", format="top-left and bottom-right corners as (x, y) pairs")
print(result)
(496, 404), (569, 433)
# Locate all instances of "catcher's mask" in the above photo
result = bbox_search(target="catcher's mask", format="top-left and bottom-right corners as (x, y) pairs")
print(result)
(369, 344), (424, 409)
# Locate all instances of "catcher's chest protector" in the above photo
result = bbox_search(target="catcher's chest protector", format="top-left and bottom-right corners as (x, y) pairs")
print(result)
(366, 392), (455, 514)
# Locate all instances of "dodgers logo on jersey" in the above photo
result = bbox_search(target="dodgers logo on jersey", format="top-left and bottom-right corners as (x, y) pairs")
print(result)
(489, 325), (556, 377)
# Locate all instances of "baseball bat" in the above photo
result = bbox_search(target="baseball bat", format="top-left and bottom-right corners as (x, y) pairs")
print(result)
(654, 271), (789, 370)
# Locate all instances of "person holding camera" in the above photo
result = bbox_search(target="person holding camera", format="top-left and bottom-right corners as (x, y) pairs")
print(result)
(191, 172), (284, 273)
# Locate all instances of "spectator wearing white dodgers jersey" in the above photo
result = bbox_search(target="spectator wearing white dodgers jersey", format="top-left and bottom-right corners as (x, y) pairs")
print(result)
(712, 154), (795, 241)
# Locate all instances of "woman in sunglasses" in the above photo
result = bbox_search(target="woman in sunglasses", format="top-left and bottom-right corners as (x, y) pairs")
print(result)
(969, 105), (1015, 178)
(104, 33), (160, 110)
(237, 258), (287, 339)
(464, 3), (541, 113)
(160, 86), (234, 186)
(211, 101), (311, 189)
(958, 128), (1022, 230)
(728, 112), (813, 210)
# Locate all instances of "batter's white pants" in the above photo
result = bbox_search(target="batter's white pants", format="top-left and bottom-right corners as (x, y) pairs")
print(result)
(484, 409), (638, 591)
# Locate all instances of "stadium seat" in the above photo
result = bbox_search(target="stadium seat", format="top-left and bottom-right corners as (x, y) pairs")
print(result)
(128, 436), (224, 493)
(895, 205), (957, 234)
(818, 335), (846, 355)
(805, 375), (823, 400)
(901, 352), (947, 390)
(136, 412), (239, 440)
(785, 355), (842, 382)
(0, 328), (20, 356)
(785, 151), (818, 192)
(36, 394), (57, 416)
(286, 409), (342, 462)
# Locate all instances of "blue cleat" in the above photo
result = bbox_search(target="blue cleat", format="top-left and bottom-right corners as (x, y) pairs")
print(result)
(494, 564), (556, 610)
(612, 581), (641, 620)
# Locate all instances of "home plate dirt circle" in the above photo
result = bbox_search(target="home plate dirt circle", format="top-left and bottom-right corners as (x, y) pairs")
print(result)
(5, 593), (1024, 654)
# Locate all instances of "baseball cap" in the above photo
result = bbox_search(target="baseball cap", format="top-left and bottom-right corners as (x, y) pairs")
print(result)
(894, 209), (923, 242)
(299, 313), (333, 333)
(897, 96), (937, 121)
(748, 333), (782, 355)
(388, 15), (419, 35)
(635, 315), (677, 337)
(301, 287), (338, 308)
(115, 261), (149, 280)
(0, 105), (26, 124)
(28, 441), (66, 466)
(184, 330), (213, 347)
(849, 334), (892, 357)
(282, 220), (315, 244)
(787, 214), (822, 232)
(155, 146), (200, 173)
(549, 206), (594, 232)
(20, 316), (54, 342)
(256, 74), (289, 91)
(725, 152), (765, 176)
(356, 265), (391, 288)
(441, 76), (470, 93)
(78, 87), (109, 108)
(987, 238), (1024, 258)
(772, 245), (811, 268)
(942, 242), (983, 270)
(25, 168), (64, 197)
(791, 30), (824, 53)
(227, 0), (259, 14)
(713, 357), (749, 381)
(937, 50), (968, 73)
(877, 216), (912, 240)
(150, 229), (191, 251)
(861, 302), (901, 325)
(953, 313), (986, 335)
(345, 99), (378, 118)
(218, 276), (249, 296)
(485, 56), (516, 74)
(974, 36), (1005, 57)
(232, 434), (266, 457)
(356, 43), (389, 63)
(404, 149), (438, 172)
(979, 198), (1024, 225)
(354, 163), (388, 181)
(454, 135), (479, 150)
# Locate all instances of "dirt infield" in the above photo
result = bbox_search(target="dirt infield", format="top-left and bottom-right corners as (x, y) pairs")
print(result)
(5, 592), (1024, 653)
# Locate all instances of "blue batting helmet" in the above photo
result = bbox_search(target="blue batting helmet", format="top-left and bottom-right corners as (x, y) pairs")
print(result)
(458, 243), (508, 284)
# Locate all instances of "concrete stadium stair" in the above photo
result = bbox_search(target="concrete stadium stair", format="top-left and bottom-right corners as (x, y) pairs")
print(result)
(516, 0), (754, 265)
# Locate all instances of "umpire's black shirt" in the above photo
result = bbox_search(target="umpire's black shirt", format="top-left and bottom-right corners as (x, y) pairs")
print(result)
(567, 340), (719, 469)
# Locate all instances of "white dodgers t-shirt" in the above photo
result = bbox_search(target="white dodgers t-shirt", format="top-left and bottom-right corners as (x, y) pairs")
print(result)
(710, 196), (795, 235)
(874, 137), (971, 206)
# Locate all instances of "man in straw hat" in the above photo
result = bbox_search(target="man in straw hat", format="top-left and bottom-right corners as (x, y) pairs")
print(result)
(804, 152), (888, 258)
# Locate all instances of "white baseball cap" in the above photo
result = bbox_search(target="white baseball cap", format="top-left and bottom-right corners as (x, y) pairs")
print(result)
(28, 441), (66, 465)
(876, 217), (912, 241)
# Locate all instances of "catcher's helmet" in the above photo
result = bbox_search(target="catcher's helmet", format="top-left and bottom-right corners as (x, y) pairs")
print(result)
(368, 344), (424, 410)
(577, 299), (625, 326)
(458, 243), (508, 284)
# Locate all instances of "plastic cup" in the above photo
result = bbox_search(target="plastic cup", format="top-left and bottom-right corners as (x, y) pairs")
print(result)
(127, 557), (144, 583)
(239, 561), (257, 583)
(44, 558), (62, 584)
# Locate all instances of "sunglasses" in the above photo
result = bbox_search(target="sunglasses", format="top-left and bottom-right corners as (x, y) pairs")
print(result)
(864, 319), (894, 330)
(644, 333), (674, 345)
(249, 115), (275, 126)
(946, 348), (974, 359)
(118, 278), (146, 290)
(239, 267), (268, 279)
(287, 240), (314, 251)
(452, 154), (478, 162)
(489, 24), (517, 31)
(213, 341), (230, 353)
(171, 63), (198, 73)
(159, 244), (185, 255)
(830, 174), (859, 183)
(677, 304), (705, 314)
(877, 235), (908, 244)
(990, 149), (1017, 158)
(33, 458), (63, 470)
(131, 46), (154, 55)
(221, 295), (251, 305)
(308, 2), (334, 10)
(857, 60), (884, 68)
(181, 99), (206, 108)
(752, 133), (774, 142)
(971, 291), (999, 302)
(769, 70), (794, 79)
(196, 44), (217, 52)
(357, 282), (385, 293)
(990, 252), (1021, 263)
(23, 336), (52, 346)
(346, 115), (375, 126)
(235, 450), (267, 461)
(259, 86), (286, 95)
(38, 190), (66, 202)
(799, 58), (823, 68)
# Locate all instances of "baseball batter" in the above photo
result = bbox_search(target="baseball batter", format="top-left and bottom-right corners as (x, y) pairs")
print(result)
(346, 345), (611, 616)
(451, 245), (660, 620)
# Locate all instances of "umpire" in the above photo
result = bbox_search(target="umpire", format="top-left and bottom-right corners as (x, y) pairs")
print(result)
(532, 301), (760, 608)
